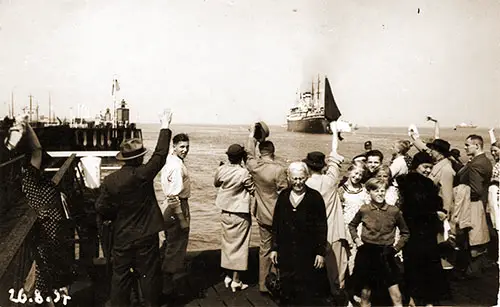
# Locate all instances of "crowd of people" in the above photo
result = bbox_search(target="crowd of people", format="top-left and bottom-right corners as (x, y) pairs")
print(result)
(2, 110), (499, 307)
(211, 119), (500, 307)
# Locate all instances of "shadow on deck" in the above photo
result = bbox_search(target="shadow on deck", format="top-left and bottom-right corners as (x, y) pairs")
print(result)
(70, 247), (279, 307)
(69, 246), (499, 307)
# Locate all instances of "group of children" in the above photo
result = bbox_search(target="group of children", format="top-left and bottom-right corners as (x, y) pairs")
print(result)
(332, 129), (451, 307)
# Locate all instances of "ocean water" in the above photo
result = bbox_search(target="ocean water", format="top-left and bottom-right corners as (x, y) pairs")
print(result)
(134, 123), (492, 251)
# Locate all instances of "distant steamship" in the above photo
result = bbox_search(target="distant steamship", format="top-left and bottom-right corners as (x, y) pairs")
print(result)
(286, 75), (356, 134)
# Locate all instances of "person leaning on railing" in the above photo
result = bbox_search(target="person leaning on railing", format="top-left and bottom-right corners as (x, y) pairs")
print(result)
(2, 115), (76, 307)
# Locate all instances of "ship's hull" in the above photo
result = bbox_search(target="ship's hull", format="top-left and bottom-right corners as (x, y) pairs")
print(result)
(287, 117), (331, 134)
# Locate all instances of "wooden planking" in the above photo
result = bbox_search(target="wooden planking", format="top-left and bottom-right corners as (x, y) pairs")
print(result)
(243, 287), (279, 307)
(198, 286), (227, 307)
(213, 281), (252, 307)
(64, 247), (500, 307)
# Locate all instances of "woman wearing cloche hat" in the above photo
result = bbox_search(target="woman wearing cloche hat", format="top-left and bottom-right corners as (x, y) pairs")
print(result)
(214, 144), (255, 292)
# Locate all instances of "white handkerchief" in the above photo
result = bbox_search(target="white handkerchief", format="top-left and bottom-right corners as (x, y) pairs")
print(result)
(408, 124), (420, 138)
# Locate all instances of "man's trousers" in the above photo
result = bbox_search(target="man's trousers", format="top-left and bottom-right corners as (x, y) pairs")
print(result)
(258, 223), (273, 292)
(110, 234), (162, 307)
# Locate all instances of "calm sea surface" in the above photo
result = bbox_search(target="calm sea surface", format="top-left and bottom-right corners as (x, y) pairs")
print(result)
(133, 123), (492, 251)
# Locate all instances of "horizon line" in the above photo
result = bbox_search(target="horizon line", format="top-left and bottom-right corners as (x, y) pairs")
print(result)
(135, 122), (492, 129)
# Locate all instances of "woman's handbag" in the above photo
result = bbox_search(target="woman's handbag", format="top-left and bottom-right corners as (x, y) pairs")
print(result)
(265, 264), (281, 297)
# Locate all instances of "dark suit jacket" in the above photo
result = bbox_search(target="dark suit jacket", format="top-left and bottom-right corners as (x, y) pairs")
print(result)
(457, 153), (492, 203)
(96, 128), (171, 248)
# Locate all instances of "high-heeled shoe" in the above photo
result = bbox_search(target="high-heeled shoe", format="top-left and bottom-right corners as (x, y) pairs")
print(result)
(230, 280), (249, 292)
(224, 276), (232, 288)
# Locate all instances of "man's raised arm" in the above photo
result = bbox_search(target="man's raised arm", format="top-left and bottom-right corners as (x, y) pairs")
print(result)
(245, 124), (258, 171)
(136, 109), (173, 182)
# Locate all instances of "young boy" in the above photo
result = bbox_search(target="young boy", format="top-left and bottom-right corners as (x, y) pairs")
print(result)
(348, 178), (410, 307)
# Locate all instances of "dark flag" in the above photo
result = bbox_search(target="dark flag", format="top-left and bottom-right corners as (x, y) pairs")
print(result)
(324, 77), (341, 121)
(324, 77), (344, 140)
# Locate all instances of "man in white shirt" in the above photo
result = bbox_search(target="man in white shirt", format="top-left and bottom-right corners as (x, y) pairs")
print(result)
(159, 133), (191, 296)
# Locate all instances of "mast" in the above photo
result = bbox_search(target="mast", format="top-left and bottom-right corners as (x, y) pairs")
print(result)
(317, 74), (321, 109)
(311, 77), (315, 108)
(36, 101), (39, 122)
(49, 92), (52, 123)
(29, 94), (33, 122)
(113, 81), (116, 128)
(11, 91), (14, 118)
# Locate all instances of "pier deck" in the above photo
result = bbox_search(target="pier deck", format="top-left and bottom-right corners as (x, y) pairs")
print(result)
(69, 247), (499, 307)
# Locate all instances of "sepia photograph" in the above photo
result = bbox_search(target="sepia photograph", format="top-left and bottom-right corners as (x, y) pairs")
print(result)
(0, 0), (499, 306)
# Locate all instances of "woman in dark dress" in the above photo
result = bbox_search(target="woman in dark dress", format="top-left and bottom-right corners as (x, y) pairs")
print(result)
(397, 152), (449, 306)
(270, 162), (328, 306)
(4, 117), (75, 304)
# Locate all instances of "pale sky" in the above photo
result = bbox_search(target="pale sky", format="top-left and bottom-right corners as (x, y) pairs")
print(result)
(0, 0), (499, 127)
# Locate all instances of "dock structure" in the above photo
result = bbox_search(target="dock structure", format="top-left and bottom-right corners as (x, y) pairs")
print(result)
(68, 247), (498, 307)
(0, 153), (498, 306)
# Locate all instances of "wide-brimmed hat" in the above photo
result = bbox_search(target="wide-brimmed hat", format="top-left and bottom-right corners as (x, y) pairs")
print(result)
(116, 138), (148, 160)
(254, 121), (270, 142)
(226, 144), (245, 157)
(426, 139), (451, 157)
(303, 151), (326, 170)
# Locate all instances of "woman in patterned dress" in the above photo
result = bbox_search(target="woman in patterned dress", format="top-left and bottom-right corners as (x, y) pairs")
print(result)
(4, 118), (75, 304)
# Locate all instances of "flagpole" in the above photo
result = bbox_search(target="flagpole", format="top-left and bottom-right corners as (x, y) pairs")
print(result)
(113, 79), (116, 128)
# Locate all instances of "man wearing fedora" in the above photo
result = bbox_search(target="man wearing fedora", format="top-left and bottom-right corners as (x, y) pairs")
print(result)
(96, 109), (173, 307)
(245, 122), (288, 294)
(303, 121), (348, 299)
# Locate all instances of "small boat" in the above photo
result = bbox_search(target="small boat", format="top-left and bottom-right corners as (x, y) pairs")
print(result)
(454, 122), (477, 129)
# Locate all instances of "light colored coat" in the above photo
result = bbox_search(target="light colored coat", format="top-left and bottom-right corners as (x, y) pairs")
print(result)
(306, 153), (346, 244)
(451, 184), (490, 246)
(306, 152), (348, 291)
(214, 164), (255, 213)
(245, 138), (288, 226)
(429, 158), (455, 214)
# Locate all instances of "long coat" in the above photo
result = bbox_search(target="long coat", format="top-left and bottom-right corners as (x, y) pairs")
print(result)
(397, 172), (448, 304)
(271, 186), (328, 301)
